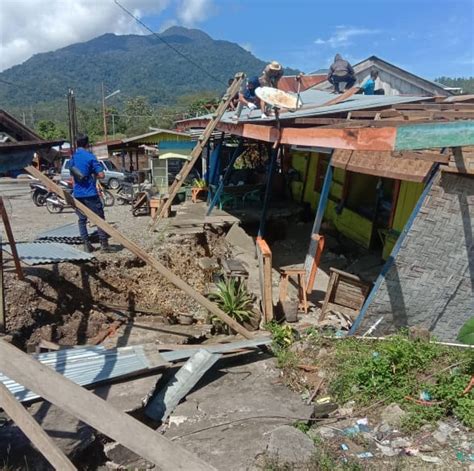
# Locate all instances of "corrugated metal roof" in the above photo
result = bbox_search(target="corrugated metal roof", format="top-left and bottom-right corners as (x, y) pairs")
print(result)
(37, 222), (98, 244)
(0, 345), (150, 402)
(2, 241), (95, 265)
(180, 91), (430, 125)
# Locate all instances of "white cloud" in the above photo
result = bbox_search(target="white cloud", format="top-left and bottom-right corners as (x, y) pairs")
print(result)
(0, 0), (215, 72)
(176, 0), (214, 26)
(314, 26), (381, 48)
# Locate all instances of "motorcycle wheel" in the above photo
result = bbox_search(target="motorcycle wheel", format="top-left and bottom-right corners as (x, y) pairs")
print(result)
(46, 196), (64, 214)
(103, 190), (115, 207)
(32, 191), (46, 207)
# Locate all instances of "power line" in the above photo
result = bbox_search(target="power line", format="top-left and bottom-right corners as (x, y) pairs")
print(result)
(113, 0), (226, 86)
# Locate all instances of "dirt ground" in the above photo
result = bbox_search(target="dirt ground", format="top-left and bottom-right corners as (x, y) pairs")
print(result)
(1, 180), (232, 349)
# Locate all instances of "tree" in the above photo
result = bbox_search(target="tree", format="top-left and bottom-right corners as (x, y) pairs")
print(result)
(36, 120), (67, 140)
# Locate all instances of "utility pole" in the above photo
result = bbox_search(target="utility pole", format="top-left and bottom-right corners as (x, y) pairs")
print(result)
(102, 82), (108, 143)
(67, 89), (77, 153)
(111, 114), (115, 139)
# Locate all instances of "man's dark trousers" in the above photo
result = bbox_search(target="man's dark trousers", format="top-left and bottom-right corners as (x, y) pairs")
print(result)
(329, 75), (356, 93)
(76, 195), (108, 242)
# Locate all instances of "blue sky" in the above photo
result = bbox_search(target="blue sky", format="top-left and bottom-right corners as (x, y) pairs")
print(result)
(144, 0), (474, 79)
(2, 0), (473, 78)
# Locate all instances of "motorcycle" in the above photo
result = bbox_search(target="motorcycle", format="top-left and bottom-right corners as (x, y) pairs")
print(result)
(30, 169), (56, 206)
(30, 181), (49, 206)
(45, 180), (73, 214)
(45, 180), (115, 214)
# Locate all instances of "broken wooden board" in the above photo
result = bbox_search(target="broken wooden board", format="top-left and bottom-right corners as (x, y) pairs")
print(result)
(0, 340), (214, 471)
(256, 238), (273, 323)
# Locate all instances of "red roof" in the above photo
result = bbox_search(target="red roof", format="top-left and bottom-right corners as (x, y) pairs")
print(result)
(278, 74), (326, 93)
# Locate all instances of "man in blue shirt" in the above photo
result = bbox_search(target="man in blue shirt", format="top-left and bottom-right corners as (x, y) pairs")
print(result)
(70, 134), (110, 252)
(232, 76), (261, 120)
(360, 70), (379, 95)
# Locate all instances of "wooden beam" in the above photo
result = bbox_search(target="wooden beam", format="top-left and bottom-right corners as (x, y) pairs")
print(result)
(0, 340), (214, 471)
(25, 166), (253, 339)
(319, 86), (360, 107)
(0, 382), (77, 470)
(153, 73), (245, 222)
(392, 151), (450, 163)
(0, 197), (23, 280)
(393, 103), (474, 111)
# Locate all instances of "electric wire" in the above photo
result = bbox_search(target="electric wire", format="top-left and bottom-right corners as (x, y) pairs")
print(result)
(113, 0), (226, 86)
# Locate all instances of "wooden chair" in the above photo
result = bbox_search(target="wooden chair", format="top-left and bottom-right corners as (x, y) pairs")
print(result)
(278, 267), (308, 314)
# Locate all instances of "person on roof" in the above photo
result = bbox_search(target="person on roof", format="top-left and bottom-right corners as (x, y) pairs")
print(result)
(227, 78), (240, 110)
(327, 54), (356, 93)
(70, 133), (111, 253)
(258, 61), (284, 119)
(360, 70), (379, 95)
(232, 76), (261, 120)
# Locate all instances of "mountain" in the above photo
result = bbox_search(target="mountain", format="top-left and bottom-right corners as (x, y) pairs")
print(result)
(0, 27), (298, 109)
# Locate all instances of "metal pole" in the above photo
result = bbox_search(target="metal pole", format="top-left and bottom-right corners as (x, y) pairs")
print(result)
(206, 140), (244, 216)
(102, 82), (108, 143)
(0, 235), (4, 333)
(258, 145), (279, 238)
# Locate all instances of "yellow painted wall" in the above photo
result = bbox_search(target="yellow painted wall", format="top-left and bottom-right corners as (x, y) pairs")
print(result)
(392, 181), (424, 232)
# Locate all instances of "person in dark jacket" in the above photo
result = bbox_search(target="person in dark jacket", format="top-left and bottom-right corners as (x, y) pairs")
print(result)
(327, 54), (356, 93)
(70, 134), (111, 253)
(232, 76), (261, 120)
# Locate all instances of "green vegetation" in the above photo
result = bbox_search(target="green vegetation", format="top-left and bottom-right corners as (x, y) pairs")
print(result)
(265, 322), (298, 367)
(435, 76), (474, 94)
(457, 317), (474, 345)
(209, 278), (254, 333)
(328, 334), (473, 430)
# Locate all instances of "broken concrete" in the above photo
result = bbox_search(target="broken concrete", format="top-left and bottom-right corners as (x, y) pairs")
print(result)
(380, 403), (407, 428)
(163, 353), (314, 470)
(265, 425), (316, 465)
(225, 223), (256, 254)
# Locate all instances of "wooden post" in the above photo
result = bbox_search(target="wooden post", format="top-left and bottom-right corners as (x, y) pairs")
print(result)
(0, 340), (214, 471)
(25, 166), (253, 339)
(151, 73), (245, 224)
(258, 145), (279, 238)
(0, 197), (24, 280)
(256, 238), (273, 323)
(0, 382), (77, 470)
(0, 235), (4, 333)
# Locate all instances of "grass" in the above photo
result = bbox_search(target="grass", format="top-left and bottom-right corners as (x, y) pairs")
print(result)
(327, 333), (474, 430)
(266, 325), (474, 431)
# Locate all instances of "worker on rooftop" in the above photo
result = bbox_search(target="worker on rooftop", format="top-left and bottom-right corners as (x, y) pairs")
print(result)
(232, 76), (261, 121)
(70, 134), (111, 253)
(258, 61), (284, 118)
(228, 78), (240, 110)
(327, 54), (356, 93)
(360, 70), (379, 95)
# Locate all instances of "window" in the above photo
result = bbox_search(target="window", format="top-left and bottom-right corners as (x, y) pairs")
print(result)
(103, 160), (118, 171)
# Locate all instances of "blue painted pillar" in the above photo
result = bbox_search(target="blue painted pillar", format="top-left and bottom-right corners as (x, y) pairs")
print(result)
(207, 140), (244, 216)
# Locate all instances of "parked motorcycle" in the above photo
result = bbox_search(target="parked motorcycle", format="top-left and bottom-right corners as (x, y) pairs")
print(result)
(45, 180), (114, 214)
(29, 169), (56, 206)
(45, 180), (73, 214)
(30, 181), (49, 206)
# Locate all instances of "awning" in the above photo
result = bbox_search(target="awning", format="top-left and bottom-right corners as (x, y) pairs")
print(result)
(159, 152), (191, 160)
(331, 149), (435, 182)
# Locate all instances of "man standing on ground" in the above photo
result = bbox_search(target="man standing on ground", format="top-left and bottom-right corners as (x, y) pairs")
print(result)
(71, 134), (111, 253)
(327, 54), (356, 93)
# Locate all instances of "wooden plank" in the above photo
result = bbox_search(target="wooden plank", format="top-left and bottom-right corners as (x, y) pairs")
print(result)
(152, 73), (245, 222)
(0, 382), (77, 470)
(306, 234), (325, 295)
(256, 238), (273, 323)
(319, 87), (360, 107)
(319, 271), (339, 321)
(392, 151), (450, 164)
(0, 340), (214, 471)
(0, 239), (4, 333)
(0, 197), (24, 280)
(26, 166), (253, 340)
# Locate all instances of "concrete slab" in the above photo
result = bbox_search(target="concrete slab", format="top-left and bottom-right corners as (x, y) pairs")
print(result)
(163, 353), (314, 470)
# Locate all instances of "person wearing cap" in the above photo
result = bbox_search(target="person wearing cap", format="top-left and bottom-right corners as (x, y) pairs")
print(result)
(327, 54), (356, 93)
(258, 61), (283, 118)
(232, 76), (261, 121)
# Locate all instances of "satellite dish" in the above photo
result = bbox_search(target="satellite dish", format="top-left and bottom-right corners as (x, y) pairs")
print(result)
(255, 86), (303, 111)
